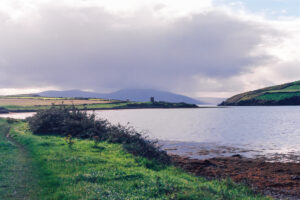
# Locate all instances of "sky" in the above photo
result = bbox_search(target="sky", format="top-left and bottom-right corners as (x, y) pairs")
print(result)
(215, 0), (300, 18)
(0, 0), (300, 98)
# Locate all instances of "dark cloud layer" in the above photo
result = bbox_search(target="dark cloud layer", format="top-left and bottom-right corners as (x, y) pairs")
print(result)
(0, 4), (275, 93)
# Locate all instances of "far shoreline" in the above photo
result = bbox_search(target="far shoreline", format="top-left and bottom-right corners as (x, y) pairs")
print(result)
(1, 105), (224, 113)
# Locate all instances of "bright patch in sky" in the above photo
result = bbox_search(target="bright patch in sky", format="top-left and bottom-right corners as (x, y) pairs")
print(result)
(214, 0), (300, 18)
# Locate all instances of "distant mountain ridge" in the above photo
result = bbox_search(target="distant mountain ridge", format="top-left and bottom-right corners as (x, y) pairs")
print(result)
(38, 89), (204, 104)
(220, 80), (300, 106)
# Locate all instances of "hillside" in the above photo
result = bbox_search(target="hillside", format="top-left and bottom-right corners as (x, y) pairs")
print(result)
(39, 88), (204, 104)
(220, 80), (300, 106)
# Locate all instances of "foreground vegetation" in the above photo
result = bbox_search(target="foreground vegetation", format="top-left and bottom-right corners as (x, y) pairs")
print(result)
(220, 80), (300, 106)
(27, 105), (170, 163)
(0, 118), (269, 199)
(0, 119), (41, 199)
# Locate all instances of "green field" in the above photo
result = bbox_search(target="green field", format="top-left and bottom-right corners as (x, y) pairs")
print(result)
(0, 119), (269, 200)
(0, 102), (131, 111)
(220, 80), (300, 105)
(256, 92), (300, 101)
(267, 84), (300, 93)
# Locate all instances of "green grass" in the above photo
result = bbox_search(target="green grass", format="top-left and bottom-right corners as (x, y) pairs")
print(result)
(221, 80), (300, 105)
(280, 84), (300, 90)
(256, 92), (300, 101)
(0, 119), (41, 199)
(267, 84), (300, 93)
(1, 102), (131, 111)
(0, 121), (18, 198)
(0, 120), (270, 200)
(1, 105), (51, 110)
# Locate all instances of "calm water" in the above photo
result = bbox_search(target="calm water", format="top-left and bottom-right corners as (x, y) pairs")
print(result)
(2, 107), (300, 161)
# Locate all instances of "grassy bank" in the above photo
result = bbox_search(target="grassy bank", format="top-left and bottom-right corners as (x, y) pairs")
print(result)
(0, 119), (270, 200)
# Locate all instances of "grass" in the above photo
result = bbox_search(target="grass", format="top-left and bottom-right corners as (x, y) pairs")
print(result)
(256, 92), (300, 101)
(0, 121), (18, 198)
(220, 80), (300, 105)
(0, 98), (114, 107)
(0, 119), (41, 199)
(0, 119), (270, 200)
(1, 102), (131, 111)
(267, 84), (300, 93)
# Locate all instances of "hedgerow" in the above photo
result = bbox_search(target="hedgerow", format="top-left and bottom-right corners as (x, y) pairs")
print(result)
(27, 105), (170, 164)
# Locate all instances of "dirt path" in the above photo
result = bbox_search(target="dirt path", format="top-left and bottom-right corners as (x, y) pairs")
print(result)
(0, 122), (40, 200)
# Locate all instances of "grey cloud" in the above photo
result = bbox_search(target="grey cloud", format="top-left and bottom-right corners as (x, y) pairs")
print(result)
(0, 4), (276, 93)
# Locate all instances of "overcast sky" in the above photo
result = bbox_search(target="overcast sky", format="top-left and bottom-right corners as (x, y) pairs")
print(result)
(0, 0), (300, 98)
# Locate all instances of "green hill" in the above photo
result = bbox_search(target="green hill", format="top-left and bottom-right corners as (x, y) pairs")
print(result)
(219, 80), (300, 106)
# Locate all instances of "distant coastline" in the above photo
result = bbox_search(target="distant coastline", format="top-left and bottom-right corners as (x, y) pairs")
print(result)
(0, 100), (202, 113)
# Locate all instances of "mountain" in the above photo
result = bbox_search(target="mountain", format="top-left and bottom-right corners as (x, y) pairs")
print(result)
(38, 89), (204, 104)
(39, 90), (102, 98)
(219, 80), (300, 106)
(103, 89), (203, 104)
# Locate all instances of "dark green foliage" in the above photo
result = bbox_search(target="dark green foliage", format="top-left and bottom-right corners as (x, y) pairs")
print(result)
(0, 107), (8, 113)
(92, 136), (101, 147)
(64, 134), (74, 149)
(27, 105), (170, 163)
(6, 117), (19, 124)
(27, 105), (108, 138)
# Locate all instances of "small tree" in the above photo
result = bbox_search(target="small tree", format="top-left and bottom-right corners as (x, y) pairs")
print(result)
(65, 134), (74, 149)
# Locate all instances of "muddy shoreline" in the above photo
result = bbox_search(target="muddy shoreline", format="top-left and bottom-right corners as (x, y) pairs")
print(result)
(171, 155), (300, 199)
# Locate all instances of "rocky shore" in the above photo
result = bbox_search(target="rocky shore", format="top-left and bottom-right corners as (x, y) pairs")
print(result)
(171, 155), (300, 199)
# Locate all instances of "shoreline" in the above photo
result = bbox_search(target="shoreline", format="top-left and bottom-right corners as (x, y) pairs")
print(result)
(1, 105), (223, 113)
(171, 154), (300, 200)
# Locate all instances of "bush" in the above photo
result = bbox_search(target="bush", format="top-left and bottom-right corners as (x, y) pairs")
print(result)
(27, 105), (109, 138)
(6, 117), (18, 124)
(0, 107), (8, 113)
(27, 105), (170, 164)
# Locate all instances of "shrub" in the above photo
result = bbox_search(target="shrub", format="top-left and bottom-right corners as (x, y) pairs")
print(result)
(6, 117), (18, 124)
(27, 105), (170, 164)
(0, 107), (8, 113)
(27, 105), (109, 138)
(65, 134), (74, 149)
(92, 136), (100, 147)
